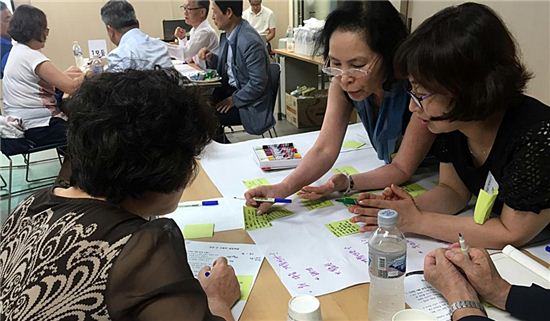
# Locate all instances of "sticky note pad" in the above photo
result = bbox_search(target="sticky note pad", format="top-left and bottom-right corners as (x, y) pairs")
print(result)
(237, 275), (254, 300)
(342, 140), (366, 150)
(183, 224), (214, 239)
(242, 178), (270, 189)
(301, 199), (334, 210)
(332, 166), (360, 176)
(474, 189), (498, 224)
(402, 183), (427, 197)
(243, 206), (272, 230)
(264, 206), (294, 221)
(326, 219), (360, 237)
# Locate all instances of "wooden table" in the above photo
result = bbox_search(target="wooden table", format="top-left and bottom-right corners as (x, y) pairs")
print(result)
(273, 49), (327, 121)
(180, 163), (371, 320)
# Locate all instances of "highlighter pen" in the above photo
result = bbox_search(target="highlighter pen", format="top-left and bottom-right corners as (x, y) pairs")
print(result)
(178, 200), (219, 207)
(458, 233), (470, 259)
(233, 196), (292, 203)
(335, 197), (358, 205)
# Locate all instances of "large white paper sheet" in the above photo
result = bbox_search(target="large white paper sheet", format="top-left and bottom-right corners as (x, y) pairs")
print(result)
(184, 241), (264, 321)
(526, 243), (550, 264)
(166, 197), (245, 232)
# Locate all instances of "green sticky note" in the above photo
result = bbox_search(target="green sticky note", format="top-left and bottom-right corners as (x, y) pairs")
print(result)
(237, 275), (254, 300)
(332, 166), (360, 176)
(402, 183), (427, 197)
(301, 199), (334, 210)
(473, 189), (498, 224)
(325, 219), (360, 237)
(243, 206), (272, 230)
(342, 140), (366, 149)
(183, 224), (214, 239)
(242, 178), (271, 189)
(264, 206), (294, 221)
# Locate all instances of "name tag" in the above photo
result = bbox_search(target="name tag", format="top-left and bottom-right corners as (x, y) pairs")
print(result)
(474, 171), (499, 224)
(88, 39), (108, 58)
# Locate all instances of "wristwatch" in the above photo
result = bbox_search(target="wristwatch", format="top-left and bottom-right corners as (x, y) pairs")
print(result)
(342, 173), (355, 195)
(449, 300), (486, 318)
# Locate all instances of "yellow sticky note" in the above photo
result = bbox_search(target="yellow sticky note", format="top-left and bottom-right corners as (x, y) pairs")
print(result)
(301, 199), (334, 210)
(473, 189), (498, 224)
(183, 224), (214, 239)
(237, 275), (254, 300)
(243, 206), (272, 230)
(242, 178), (270, 189)
(402, 183), (427, 198)
(342, 140), (366, 150)
(325, 219), (360, 237)
(332, 166), (360, 176)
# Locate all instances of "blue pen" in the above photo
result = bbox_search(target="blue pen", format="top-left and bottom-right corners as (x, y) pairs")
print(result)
(234, 196), (292, 204)
(205, 271), (211, 277)
(545, 245), (550, 253)
(178, 200), (219, 207)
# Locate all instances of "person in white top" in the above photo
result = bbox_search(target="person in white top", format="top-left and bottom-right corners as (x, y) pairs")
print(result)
(242, 0), (276, 43)
(101, 0), (172, 72)
(2, 5), (83, 155)
(174, 0), (219, 63)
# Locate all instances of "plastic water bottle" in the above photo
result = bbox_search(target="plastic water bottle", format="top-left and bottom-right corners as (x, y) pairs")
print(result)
(72, 41), (84, 68)
(90, 55), (103, 75)
(368, 209), (407, 321)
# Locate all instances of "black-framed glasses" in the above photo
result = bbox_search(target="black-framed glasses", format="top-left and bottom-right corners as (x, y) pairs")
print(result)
(180, 5), (202, 11)
(407, 89), (434, 111)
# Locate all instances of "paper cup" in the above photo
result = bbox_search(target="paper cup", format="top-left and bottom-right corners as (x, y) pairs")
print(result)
(287, 295), (322, 321)
(392, 309), (436, 321)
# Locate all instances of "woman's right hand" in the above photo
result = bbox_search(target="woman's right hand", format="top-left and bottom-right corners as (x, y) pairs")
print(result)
(298, 174), (348, 200)
(245, 183), (289, 215)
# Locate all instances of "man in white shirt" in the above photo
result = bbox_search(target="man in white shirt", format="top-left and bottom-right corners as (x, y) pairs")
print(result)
(174, 0), (218, 63)
(242, 0), (276, 43)
(101, 0), (172, 71)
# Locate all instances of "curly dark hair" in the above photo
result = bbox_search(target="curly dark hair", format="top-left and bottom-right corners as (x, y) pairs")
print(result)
(65, 69), (217, 204)
(394, 2), (532, 122)
(8, 5), (47, 43)
(314, 0), (408, 90)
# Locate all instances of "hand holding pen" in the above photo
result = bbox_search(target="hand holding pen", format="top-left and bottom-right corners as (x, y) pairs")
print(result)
(198, 257), (240, 313)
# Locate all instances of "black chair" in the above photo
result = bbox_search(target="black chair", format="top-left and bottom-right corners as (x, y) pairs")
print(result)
(1, 141), (65, 213)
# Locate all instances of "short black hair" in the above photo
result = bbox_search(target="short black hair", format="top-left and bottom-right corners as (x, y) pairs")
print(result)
(214, 0), (243, 17)
(315, 0), (408, 89)
(197, 0), (210, 16)
(101, 0), (139, 31)
(65, 69), (217, 204)
(394, 2), (531, 122)
(8, 5), (47, 43)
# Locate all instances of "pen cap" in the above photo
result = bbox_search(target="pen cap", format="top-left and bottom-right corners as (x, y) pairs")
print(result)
(377, 209), (398, 228)
(202, 200), (219, 206)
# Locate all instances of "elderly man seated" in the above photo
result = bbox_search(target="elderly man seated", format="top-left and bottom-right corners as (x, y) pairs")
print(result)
(101, 0), (172, 71)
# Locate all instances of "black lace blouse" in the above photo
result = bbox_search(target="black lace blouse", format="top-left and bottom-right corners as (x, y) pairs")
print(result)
(433, 94), (550, 214)
(0, 188), (223, 321)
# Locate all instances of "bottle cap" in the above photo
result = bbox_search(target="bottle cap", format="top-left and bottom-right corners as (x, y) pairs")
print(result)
(377, 209), (398, 227)
(287, 295), (322, 321)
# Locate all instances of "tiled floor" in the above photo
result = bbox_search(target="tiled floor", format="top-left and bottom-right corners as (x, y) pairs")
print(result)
(0, 119), (317, 224)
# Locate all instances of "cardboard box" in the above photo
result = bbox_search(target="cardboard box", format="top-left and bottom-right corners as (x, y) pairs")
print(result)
(285, 90), (328, 128)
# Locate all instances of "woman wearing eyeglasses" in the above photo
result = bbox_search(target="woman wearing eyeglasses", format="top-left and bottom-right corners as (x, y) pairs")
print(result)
(2, 5), (83, 155)
(245, 0), (435, 214)
(354, 3), (550, 248)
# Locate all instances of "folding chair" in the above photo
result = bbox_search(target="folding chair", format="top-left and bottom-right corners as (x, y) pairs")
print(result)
(1, 141), (65, 213)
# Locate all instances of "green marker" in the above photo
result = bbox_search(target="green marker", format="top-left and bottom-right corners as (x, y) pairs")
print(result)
(335, 197), (358, 205)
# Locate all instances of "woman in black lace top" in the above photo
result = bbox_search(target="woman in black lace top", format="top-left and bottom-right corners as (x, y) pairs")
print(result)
(350, 3), (550, 249)
(0, 70), (240, 320)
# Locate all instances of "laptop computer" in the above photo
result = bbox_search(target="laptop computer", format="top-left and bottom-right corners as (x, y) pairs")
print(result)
(162, 19), (192, 42)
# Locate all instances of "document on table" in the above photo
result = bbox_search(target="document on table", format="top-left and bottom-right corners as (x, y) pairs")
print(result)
(174, 63), (201, 78)
(525, 243), (550, 265)
(166, 197), (244, 232)
(184, 241), (264, 321)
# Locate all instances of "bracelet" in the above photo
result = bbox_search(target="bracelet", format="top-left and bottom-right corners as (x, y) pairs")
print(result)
(449, 300), (486, 318)
(341, 173), (355, 195)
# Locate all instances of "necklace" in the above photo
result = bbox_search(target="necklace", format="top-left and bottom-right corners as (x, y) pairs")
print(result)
(467, 140), (489, 159)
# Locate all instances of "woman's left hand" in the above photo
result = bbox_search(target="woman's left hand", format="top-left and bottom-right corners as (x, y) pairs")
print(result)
(349, 184), (422, 232)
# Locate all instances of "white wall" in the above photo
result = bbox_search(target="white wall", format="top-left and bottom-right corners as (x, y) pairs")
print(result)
(409, 0), (550, 105)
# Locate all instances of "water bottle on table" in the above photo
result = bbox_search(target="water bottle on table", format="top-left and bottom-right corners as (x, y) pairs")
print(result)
(72, 41), (84, 69)
(90, 55), (103, 75)
(368, 209), (407, 321)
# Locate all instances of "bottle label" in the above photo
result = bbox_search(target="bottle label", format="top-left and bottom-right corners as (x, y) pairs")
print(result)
(369, 252), (406, 278)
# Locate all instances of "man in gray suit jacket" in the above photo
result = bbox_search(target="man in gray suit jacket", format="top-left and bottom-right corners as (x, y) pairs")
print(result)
(198, 0), (275, 143)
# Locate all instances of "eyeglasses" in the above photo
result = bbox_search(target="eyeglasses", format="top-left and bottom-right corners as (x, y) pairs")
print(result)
(407, 89), (434, 111)
(321, 57), (379, 79)
(180, 5), (202, 12)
